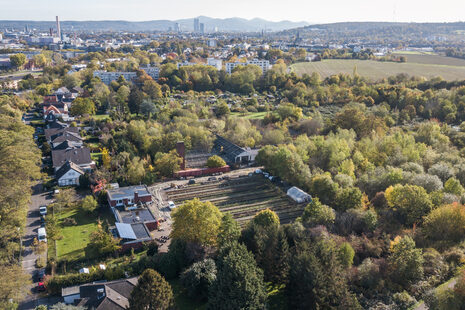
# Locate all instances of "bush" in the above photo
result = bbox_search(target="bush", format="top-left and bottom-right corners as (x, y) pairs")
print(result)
(392, 291), (416, 310)
(302, 198), (335, 227)
(206, 155), (226, 168)
(62, 218), (77, 226)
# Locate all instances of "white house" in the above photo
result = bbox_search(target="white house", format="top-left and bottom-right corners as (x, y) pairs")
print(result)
(207, 58), (223, 70)
(55, 161), (85, 186)
(226, 59), (271, 74)
(93, 71), (138, 85)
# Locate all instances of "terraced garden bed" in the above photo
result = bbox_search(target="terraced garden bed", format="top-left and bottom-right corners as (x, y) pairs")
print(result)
(165, 175), (304, 225)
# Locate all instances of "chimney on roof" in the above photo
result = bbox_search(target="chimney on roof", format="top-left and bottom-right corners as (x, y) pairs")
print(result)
(134, 191), (139, 203)
(176, 141), (186, 170)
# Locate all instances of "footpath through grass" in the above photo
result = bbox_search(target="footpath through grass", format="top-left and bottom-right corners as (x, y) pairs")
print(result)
(53, 206), (115, 262)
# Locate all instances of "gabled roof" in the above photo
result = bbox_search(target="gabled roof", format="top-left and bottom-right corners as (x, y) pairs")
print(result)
(75, 277), (138, 310)
(47, 120), (68, 129)
(52, 147), (92, 168)
(50, 131), (82, 144)
(53, 140), (74, 150)
(45, 127), (79, 141)
(44, 105), (61, 115)
(213, 135), (248, 163)
(55, 161), (85, 180)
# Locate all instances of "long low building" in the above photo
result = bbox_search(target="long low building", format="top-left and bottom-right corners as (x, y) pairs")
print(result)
(107, 185), (152, 208)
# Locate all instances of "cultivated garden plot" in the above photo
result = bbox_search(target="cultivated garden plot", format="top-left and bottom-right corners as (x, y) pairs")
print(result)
(164, 175), (304, 225)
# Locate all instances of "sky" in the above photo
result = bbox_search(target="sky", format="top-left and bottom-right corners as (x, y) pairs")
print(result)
(0, 0), (464, 23)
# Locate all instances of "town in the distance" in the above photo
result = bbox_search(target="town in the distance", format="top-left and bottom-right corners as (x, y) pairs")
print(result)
(2, 11), (465, 310)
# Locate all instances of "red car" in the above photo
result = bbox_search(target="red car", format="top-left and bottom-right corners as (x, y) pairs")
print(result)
(37, 282), (46, 292)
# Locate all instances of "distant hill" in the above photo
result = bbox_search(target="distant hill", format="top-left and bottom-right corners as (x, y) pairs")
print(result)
(0, 16), (309, 33)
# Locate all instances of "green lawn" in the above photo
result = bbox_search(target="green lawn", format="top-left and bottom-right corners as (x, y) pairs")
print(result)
(92, 114), (110, 121)
(290, 58), (465, 81)
(55, 207), (115, 261)
(230, 111), (268, 120)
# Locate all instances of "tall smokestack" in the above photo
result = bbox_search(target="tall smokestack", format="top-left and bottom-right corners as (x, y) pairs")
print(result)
(176, 141), (186, 170)
(56, 16), (61, 40)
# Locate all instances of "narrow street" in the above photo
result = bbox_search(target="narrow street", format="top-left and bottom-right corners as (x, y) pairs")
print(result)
(19, 182), (60, 310)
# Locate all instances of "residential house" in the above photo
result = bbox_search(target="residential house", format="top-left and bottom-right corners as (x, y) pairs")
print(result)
(62, 277), (138, 309)
(55, 161), (85, 186)
(52, 147), (93, 172)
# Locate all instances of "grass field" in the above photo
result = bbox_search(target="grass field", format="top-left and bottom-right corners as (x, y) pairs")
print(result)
(230, 111), (267, 120)
(393, 52), (465, 67)
(92, 114), (110, 121)
(55, 207), (115, 261)
(291, 57), (465, 81)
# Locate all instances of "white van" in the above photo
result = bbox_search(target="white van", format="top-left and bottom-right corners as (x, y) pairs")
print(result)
(38, 227), (47, 243)
(168, 201), (176, 210)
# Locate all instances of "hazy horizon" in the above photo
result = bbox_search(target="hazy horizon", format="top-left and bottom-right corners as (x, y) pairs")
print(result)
(0, 0), (464, 24)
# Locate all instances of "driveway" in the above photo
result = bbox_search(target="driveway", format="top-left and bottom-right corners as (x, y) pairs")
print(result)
(19, 182), (56, 310)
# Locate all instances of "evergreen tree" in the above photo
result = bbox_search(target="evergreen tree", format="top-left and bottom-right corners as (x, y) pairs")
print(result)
(217, 213), (241, 246)
(207, 242), (267, 310)
(129, 269), (175, 310)
(288, 239), (361, 310)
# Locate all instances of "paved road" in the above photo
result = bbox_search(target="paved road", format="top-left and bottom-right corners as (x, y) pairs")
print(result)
(19, 183), (57, 309)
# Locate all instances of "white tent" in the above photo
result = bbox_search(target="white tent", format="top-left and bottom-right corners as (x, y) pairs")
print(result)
(287, 186), (312, 204)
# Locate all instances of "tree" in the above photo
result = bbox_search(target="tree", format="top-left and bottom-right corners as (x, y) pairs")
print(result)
(139, 99), (157, 117)
(388, 236), (423, 286)
(143, 80), (163, 99)
(309, 173), (340, 206)
(9, 53), (27, 69)
(101, 147), (111, 169)
(206, 155), (226, 168)
(153, 150), (182, 178)
(46, 214), (62, 241)
(70, 98), (96, 116)
(288, 238), (361, 309)
(217, 213), (241, 246)
(85, 221), (120, 259)
(171, 198), (222, 247)
(180, 258), (217, 301)
(128, 87), (144, 114)
(129, 269), (174, 310)
(334, 187), (363, 211)
(251, 209), (280, 227)
(444, 177), (464, 196)
(385, 184), (433, 225)
(127, 156), (146, 184)
(207, 242), (267, 310)
(423, 203), (465, 243)
(302, 198), (336, 227)
(338, 242), (355, 268)
(80, 195), (98, 214)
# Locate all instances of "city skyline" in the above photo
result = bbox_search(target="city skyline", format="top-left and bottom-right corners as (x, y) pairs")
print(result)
(0, 0), (464, 23)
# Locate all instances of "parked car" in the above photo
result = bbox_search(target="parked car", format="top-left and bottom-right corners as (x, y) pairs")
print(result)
(36, 269), (45, 282)
(38, 227), (47, 243)
(255, 169), (262, 174)
(37, 282), (46, 292)
(168, 201), (176, 210)
(208, 176), (217, 181)
(39, 206), (47, 216)
(188, 179), (196, 185)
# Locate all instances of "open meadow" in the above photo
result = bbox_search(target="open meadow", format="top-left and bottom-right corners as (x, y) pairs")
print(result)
(290, 55), (465, 81)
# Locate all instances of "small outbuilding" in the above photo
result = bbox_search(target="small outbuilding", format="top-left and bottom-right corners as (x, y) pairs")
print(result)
(287, 186), (312, 204)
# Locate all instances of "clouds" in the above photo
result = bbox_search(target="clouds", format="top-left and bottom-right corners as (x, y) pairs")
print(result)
(0, 0), (464, 23)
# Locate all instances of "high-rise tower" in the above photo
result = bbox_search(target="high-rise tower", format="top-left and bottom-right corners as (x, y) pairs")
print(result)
(56, 16), (61, 40)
